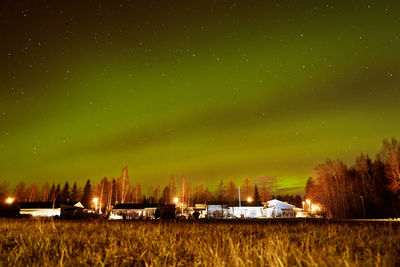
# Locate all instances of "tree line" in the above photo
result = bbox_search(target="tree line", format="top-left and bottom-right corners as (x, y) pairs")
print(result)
(0, 168), (303, 213)
(306, 138), (400, 218)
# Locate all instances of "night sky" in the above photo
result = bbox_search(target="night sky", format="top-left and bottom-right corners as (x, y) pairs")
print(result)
(1, 1), (400, 194)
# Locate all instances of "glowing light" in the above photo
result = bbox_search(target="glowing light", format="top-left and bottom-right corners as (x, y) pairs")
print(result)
(5, 197), (15, 205)
(173, 197), (179, 204)
(92, 197), (99, 212)
(247, 197), (252, 203)
(306, 199), (311, 212)
(311, 203), (321, 212)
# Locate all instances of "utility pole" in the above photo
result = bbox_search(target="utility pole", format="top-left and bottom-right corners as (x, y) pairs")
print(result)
(238, 186), (241, 207)
(99, 179), (104, 214)
(360, 195), (365, 219)
(238, 186), (242, 218)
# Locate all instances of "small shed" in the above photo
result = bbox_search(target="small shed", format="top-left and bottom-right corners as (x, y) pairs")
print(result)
(265, 199), (295, 218)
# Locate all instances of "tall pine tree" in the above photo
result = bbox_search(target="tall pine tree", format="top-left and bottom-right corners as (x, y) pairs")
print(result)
(81, 179), (92, 208)
(70, 182), (80, 202)
(48, 184), (56, 202)
(55, 184), (61, 202)
(61, 182), (70, 202)
(254, 185), (261, 202)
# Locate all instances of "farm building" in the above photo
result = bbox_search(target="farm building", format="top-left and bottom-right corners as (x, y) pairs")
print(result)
(19, 202), (84, 218)
(264, 199), (295, 218)
(110, 203), (159, 219)
(230, 201), (264, 218)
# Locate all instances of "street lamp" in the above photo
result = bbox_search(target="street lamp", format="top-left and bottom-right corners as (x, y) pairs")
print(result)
(5, 197), (15, 205)
(93, 197), (99, 213)
(306, 199), (311, 212)
(173, 197), (183, 215)
(247, 197), (253, 203)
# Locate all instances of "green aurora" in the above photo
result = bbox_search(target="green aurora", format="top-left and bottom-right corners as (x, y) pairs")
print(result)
(1, 1), (400, 194)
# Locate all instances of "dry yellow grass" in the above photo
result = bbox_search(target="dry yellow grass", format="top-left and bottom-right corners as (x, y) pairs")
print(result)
(0, 219), (399, 266)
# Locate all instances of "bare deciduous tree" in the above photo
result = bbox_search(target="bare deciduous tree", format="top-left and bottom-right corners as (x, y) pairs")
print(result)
(380, 138), (400, 195)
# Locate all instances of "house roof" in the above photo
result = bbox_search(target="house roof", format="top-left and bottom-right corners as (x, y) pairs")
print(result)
(206, 201), (229, 206)
(113, 203), (159, 210)
(232, 201), (264, 207)
(18, 201), (83, 209)
(60, 202), (84, 209)
(267, 199), (295, 209)
(19, 202), (60, 209)
(206, 201), (263, 207)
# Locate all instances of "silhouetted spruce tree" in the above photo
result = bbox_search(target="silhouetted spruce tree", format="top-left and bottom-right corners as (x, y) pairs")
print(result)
(160, 186), (170, 204)
(14, 182), (27, 202)
(225, 180), (237, 205)
(81, 179), (92, 208)
(306, 139), (400, 219)
(111, 178), (117, 205)
(169, 174), (176, 204)
(193, 184), (206, 203)
(97, 177), (108, 212)
(294, 195), (302, 207)
(242, 178), (251, 199)
(142, 195), (148, 204)
(204, 187), (213, 202)
(70, 182), (80, 202)
(216, 180), (226, 202)
(26, 184), (38, 202)
(0, 181), (10, 201)
(42, 182), (50, 202)
(152, 185), (160, 204)
(374, 158), (400, 217)
(261, 185), (271, 202)
(55, 184), (61, 202)
(305, 177), (315, 197)
(254, 185), (260, 202)
(48, 184), (56, 202)
(61, 182), (70, 202)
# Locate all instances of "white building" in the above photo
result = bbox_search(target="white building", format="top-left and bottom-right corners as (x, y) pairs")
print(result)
(230, 201), (264, 218)
(265, 199), (295, 218)
(206, 202), (231, 219)
(206, 202), (264, 219)
(19, 202), (84, 217)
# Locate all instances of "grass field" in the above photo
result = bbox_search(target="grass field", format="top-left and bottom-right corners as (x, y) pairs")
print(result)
(0, 219), (399, 266)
